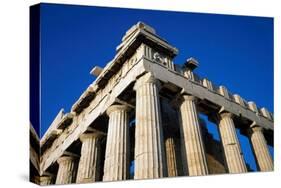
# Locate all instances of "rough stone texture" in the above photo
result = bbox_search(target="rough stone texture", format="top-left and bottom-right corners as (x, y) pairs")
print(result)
(177, 95), (208, 176)
(103, 105), (130, 181)
(248, 101), (258, 113)
(219, 86), (230, 99)
(76, 133), (103, 183)
(202, 78), (214, 91)
(183, 69), (195, 81)
(233, 94), (245, 107)
(217, 113), (247, 173)
(134, 73), (167, 179)
(248, 126), (273, 171)
(56, 156), (78, 185)
(260, 107), (272, 120)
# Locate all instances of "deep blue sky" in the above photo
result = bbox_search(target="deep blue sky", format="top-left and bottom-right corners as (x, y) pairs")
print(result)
(39, 3), (273, 171)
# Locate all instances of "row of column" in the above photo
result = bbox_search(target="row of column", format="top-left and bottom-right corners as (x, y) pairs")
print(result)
(40, 73), (273, 185)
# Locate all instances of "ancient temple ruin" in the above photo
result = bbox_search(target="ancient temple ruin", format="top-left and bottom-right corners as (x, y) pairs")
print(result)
(30, 22), (274, 185)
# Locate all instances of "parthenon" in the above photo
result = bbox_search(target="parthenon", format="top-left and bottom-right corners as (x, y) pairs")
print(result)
(30, 22), (274, 185)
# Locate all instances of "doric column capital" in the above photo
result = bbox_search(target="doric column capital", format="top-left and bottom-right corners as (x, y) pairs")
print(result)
(219, 112), (234, 119)
(106, 104), (130, 116)
(251, 126), (263, 132)
(171, 93), (197, 108)
(56, 154), (78, 184)
(248, 124), (263, 134)
(208, 110), (234, 124)
(133, 72), (160, 90)
(181, 94), (197, 102)
(79, 133), (103, 142)
(57, 156), (76, 164)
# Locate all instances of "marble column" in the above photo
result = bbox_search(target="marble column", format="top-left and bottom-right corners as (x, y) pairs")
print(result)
(217, 112), (247, 173)
(177, 94), (208, 176)
(103, 105), (130, 181)
(56, 156), (78, 184)
(248, 126), (273, 171)
(165, 136), (178, 177)
(134, 73), (167, 179)
(76, 133), (103, 183)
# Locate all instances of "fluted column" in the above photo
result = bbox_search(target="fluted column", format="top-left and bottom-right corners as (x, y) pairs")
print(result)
(134, 73), (166, 179)
(103, 105), (130, 181)
(217, 112), (247, 173)
(177, 94), (208, 176)
(76, 133), (103, 183)
(248, 126), (273, 171)
(56, 156), (78, 184)
(165, 137), (178, 177)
